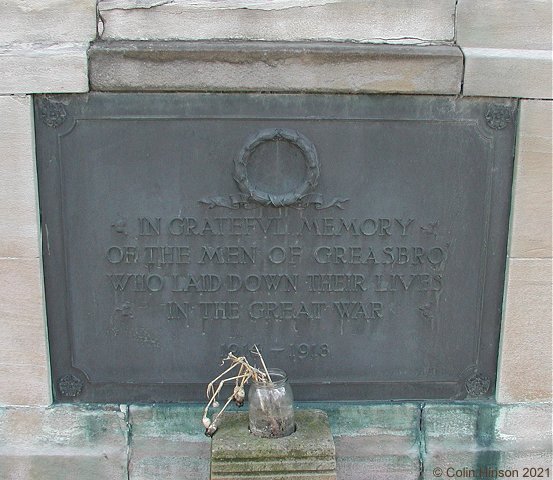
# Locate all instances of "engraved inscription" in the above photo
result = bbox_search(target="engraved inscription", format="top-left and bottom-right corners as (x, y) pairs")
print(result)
(105, 215), (448, 339)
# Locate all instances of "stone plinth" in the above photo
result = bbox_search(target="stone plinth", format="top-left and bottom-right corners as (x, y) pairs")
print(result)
(211, 410), (336, 480)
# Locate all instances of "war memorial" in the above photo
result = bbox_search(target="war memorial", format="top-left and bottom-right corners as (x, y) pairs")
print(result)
(0, 1), (551, 479)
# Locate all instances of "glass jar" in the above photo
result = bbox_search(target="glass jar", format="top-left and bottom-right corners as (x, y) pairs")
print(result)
(248, 368), (295, 438)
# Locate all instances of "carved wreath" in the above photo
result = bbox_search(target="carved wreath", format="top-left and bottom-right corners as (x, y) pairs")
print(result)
(233, 128), (320, 207)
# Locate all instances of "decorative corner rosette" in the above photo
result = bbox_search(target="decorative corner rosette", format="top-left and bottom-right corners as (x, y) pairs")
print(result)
(38, 97), (67, 128)
(465, 373), (491, 397)
(58, 374), (84, 397)
(200, 128), (349, 210)
(485, 104), (512, 130)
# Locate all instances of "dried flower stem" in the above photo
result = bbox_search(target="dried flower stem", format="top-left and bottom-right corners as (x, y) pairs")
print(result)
(253, 345), (272, 383)
(202, 346), (271, 437)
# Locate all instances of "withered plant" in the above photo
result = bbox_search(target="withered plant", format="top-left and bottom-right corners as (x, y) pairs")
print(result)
(202, 346), (272, 437)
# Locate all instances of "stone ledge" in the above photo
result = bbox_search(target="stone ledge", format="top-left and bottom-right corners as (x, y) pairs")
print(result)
(0, 43), (89, 94)
(89, 41), (463, 94)
(462, 48), (553, 99)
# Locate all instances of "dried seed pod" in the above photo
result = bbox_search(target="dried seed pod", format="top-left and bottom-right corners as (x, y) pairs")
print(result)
(205, 424), (218, 437)
(233, 385), (245, 407)
(202, 416), (211, 428)
(212, 401), (220, 408)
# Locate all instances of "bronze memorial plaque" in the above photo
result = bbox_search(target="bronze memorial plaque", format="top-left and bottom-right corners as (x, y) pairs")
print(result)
(34, 93), (516, 402)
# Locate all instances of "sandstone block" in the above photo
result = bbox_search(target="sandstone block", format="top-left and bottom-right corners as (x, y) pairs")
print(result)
(302, 403), (421, 480)
(90, 41), (463, 94)
(0, 405), (128, 480)
(99, 0), (455, 44)
(0, 258), (50, 406)
(457, 0), (552, 50)
(0, 95), (40, 258)
(0, 44), (88, 94)
(509, 100), (552, 258)
(0, 364), (50, 408)
(495, 403), (552, 449)
(462, 48), (553, 99)
(423, 403), (552, 479)
(496, 259), (553, 403)
(335, 427), (420, 479)
(129, 404), (210, 480)
(0, 0), (96, 44)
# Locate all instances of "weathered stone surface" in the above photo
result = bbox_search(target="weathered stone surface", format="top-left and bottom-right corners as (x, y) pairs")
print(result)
(495, 403), (553, 449)
(456, 0), (552, 50)
(320, 403), (421, 480)
(129, 404), (210, 480)
(0, 364), (50, 408)
(0, 258), (50, 406)
(99, 0), (455, 44)
(0, 405), (128, 480)
(336, 450), (420, 480)
(89, 41), (462, 94)
(0, 96), (50, 408)
(423, 403), (553, 479)
(319, 402), (421, 438)
(0, 95), (40, 258)
(424, 404), (494, 449)
(509, 100), (553, 259)
(462, 48), (553, 99)
(211, 410), (336, 479)
(0, 43), (88, 94)
(496, 259), (553, 403)
(0, 403), (549, 479)
(0, 0), (97, 44)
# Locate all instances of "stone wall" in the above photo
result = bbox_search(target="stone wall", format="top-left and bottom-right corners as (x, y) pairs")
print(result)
(0, 1), (551, 479)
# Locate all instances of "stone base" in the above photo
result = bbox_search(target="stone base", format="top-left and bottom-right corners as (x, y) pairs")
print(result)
(0, 403), (550, 480)
(211, 410), (336, 480)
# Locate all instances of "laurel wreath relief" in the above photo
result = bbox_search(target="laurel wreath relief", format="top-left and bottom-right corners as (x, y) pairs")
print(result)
(200, 128), (349, 210)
